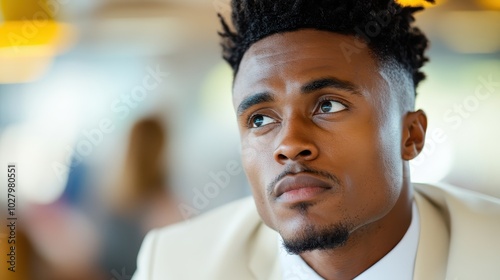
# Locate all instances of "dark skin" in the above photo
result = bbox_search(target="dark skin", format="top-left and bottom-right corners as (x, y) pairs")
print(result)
(233, 29), (427, 280)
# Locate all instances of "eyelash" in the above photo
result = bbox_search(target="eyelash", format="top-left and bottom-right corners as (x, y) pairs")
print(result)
(316, 97), (349, 112)
(247, 113), (272, 128)
(245, 96), (350, 128)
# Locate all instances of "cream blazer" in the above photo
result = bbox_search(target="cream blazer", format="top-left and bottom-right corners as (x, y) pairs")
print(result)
(133, 183), (500, 280)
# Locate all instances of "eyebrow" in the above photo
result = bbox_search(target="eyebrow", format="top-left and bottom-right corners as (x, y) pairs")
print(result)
(236, 77), (361, 116)
(301, 77), (361, 95)
(237, 92), (274, 116)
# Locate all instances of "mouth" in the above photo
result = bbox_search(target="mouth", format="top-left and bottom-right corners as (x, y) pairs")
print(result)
(274, 173), (334, 204)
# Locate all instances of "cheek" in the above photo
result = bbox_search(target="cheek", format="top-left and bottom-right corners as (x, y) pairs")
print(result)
(372, 90), (405, 190)
(335, 117), (403, 215)
(241, 133), (277, 175)
(377, 109), (405, 190)
(240, 141), (260, 192)
(368, 122), (404, 211)
(240, 135), (281, 227)
(241, 138), (271, 197)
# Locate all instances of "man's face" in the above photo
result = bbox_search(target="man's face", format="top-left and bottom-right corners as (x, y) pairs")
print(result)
(233, 29), (408, 252)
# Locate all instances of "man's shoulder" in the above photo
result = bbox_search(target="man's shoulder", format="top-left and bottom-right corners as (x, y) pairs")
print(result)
(133, 196), (277, 279)
(414, 182), (500, 217)
(415, 182), (500, 229)
(414, 182), (500, 279)
(153, 196), (261, 247)
(162, 196), (257, 232)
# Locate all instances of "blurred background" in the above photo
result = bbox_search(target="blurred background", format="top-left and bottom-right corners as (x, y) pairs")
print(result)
(0, 0), (498, 279)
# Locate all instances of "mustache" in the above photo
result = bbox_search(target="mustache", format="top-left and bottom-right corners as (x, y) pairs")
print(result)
(267, 164), (342, 195)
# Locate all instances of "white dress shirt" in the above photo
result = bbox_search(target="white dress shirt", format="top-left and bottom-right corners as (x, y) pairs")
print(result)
(280, 203), (420, 280)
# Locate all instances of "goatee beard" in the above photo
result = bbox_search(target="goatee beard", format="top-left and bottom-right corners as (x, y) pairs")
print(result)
(282, 223), (350, 255)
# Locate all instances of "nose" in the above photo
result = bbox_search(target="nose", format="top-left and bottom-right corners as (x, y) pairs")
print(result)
(273, 117), (319, 164)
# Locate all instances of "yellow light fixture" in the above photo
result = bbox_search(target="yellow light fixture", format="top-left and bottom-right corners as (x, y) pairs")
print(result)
(477, 0), (500, 10)
(0, 0), (77, 84)
(396, 0), (445, 8)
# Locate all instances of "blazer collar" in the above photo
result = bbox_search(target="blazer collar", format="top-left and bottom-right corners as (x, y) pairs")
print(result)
(413, 188), (450, 280)
(248, 222), (282, 280)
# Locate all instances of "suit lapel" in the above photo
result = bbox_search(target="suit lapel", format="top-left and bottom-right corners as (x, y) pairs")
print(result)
(413, 189), (450, 280)
(248, 222), (282, 280)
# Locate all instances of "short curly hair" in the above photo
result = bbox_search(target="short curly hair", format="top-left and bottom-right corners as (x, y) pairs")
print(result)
(218, 0), (434, 93)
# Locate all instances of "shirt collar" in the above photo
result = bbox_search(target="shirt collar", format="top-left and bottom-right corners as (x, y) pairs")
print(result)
(279, 202), (420, 280)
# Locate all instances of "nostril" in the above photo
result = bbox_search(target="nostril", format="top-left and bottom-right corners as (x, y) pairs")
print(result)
(299, 150), (312, 157)
(278, 154), (288, 161)
(276, 149), (313, 162)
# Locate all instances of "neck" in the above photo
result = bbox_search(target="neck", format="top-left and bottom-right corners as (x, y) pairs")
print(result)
(300, 182), (414, 280)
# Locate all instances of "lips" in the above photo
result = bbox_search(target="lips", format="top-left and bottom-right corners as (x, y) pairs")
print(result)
(274, 173), (334, 202)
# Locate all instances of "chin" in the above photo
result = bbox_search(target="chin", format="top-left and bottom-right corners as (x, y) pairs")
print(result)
(280, 222), (351, 255)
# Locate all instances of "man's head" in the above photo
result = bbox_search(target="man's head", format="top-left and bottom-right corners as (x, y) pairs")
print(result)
(219, 0), (430, 254)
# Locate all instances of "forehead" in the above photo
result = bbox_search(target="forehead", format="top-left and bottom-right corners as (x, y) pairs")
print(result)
(233, 29), (388, 104)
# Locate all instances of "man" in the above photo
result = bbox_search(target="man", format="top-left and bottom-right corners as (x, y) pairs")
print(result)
(133, 1), (500, 279)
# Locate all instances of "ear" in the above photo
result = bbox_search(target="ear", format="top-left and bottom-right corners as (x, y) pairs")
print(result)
(402, 110), (427, 161)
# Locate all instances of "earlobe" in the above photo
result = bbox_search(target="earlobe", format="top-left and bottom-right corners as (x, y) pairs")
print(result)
(402, 110), (428, 161)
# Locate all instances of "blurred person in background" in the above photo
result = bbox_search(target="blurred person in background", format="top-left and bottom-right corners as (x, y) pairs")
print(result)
(133, 0), (500, 280)
(99, 117), (182, 278)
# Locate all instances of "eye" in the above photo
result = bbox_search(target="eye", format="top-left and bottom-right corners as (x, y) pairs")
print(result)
(250, 115), (276, 128)
(318, 100), (347, 114)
